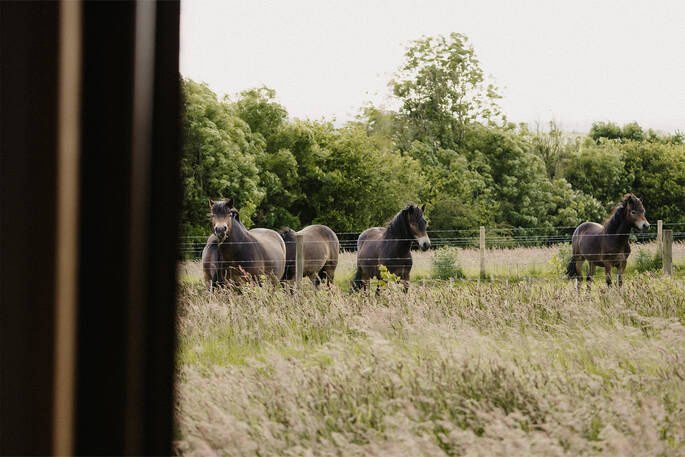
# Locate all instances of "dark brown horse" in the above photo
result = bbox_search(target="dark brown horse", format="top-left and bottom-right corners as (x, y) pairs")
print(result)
(566, 193), (650, 286)
(201, 198), (285, 288)
(352, 203), (430, 292)
(280, 225), (339, 287)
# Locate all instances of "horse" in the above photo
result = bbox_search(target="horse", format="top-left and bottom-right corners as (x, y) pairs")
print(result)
(201, 198), (286, 288)
(352, 203), (430, 292)
(280, 225), (339, 287)
(566, 193), (650, 287)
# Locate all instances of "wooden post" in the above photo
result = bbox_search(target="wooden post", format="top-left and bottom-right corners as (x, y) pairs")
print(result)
(663, 229), (673, 277)
(479, 226), (485, 279)
(295, 233), (304, 286)
(656, 220), (663, 258)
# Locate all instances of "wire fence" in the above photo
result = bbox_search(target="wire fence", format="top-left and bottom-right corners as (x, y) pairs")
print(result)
(178, 222), (685, 285)
(178, 225), (685, 258)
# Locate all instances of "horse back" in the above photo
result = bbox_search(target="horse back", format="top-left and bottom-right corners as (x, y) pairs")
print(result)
(249, 228), (286, 279)
(357, 227), (384, 250)
(572, 222), (604, 259)
(356, 227), (387, 271)
(299, 225), (339, 272)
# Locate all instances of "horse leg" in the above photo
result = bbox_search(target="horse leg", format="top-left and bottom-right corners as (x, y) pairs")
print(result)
(401, 268), (410, 293)
(211, 267), (227, 291)
(603, 262), (613, 286)
(617, 260), (627, 287)
(351, 268), (370, 293)
(586, 262), (596, 287)
(351, 268), (363, 292)
(575, 258), (584, 281)
(317, 267), (332, 288)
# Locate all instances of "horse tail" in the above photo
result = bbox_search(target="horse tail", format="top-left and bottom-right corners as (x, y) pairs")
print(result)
(566, 257), (578, 279)
(279, 228), (297, 281)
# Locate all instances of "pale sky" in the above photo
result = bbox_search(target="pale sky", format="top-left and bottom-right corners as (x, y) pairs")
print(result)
(180, 0), (685, 132)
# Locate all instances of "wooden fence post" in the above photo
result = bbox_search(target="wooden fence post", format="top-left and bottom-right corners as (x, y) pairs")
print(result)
(295, 233), (304, 286)
(662, 229), (672, 277)
(479, 226), (485, 279)
(656, 220), (663, 257)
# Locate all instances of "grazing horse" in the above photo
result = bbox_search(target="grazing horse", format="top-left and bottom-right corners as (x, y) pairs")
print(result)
(352, 203), (430, 292)
(566, 193), (650, 286)
(201, 198), (285, 288)
(280, 225), (339, 287)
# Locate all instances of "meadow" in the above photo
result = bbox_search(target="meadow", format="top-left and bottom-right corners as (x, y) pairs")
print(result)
(175, 244), (685, 456)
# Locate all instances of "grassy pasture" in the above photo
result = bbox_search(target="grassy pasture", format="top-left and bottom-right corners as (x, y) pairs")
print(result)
(175, 245), (685, 455)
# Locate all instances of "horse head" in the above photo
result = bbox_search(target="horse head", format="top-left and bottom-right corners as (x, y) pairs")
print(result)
(404, 203), (431, 251)
(208, 198), (240, 242)
(621, 193), (650, 231)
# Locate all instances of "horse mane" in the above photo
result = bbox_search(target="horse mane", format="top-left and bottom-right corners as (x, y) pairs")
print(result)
(385, 204), (415, 239)
(603, 197), (630, 234)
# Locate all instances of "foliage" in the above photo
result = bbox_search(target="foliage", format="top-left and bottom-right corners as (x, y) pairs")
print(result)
(622, 141), (685, 223)
(550, 243), (573, 277)
(234, 86), (287, 141)
(180, 31), (685, 246)
(431, 246), (465, 279)
(522, 121), (577, 180)
(378, 264), (400, 288)
(565, 140), (633, 209)
(180, 79), (264, 237)
(634, 247), (662, 273)
(391, 33), (502, 150)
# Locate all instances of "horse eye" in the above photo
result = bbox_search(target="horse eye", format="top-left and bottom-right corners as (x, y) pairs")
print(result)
(631, 210), (636, 215)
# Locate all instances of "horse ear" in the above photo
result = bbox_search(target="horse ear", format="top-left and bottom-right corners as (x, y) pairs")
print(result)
(208, 198), (215, 209)
(420, 204), (426, 212)
(225, 197), (234, 207)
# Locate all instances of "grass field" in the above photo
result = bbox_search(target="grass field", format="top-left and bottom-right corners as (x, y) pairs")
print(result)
(175, 245), (685, 455)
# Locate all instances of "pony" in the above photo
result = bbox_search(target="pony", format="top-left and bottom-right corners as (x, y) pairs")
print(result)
(352, 203), (430, 292)
(201, 198), (285, 288)
(566, 193), (649, 286)
(280, 225), (339, 287)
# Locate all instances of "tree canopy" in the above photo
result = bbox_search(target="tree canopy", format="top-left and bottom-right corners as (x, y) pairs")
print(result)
(180, 33), (685, 248)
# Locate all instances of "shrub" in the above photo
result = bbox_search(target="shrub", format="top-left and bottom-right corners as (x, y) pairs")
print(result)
(550, 243), (573, 277)
(431, 247), (466, 280)
(634, 248), (661, 273)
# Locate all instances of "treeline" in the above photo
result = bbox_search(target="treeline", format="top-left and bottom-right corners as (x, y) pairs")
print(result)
(181, 33), (685, 240)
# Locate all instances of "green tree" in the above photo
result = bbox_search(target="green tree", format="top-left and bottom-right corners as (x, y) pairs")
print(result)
(589, 121), (622, 142)
(391, 33), (502, 150)
(621, 121), (645, 142)
(564, 141), (633, 209)
(180, 79), (264, 237)
(234, 86), (287, 141)
(406, 140), (492, 230)
(464, 125), (601, 228)
(524, 121), (578, 180)
(623, 141), (685, 222)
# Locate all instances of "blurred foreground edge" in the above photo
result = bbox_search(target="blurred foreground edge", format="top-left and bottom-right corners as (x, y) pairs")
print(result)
(0, 1), (181, 455)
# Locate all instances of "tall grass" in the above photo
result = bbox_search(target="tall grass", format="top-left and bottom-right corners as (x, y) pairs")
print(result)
(175, 276), (685, 456)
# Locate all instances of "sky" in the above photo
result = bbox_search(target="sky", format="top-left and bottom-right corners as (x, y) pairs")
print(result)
(180, 0), (685, 132)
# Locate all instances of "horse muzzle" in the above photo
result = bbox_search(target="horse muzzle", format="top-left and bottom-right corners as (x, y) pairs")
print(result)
(214, 226), (227, 240)
(638, 221), (650, 231)
(417, 236), (431, 251)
